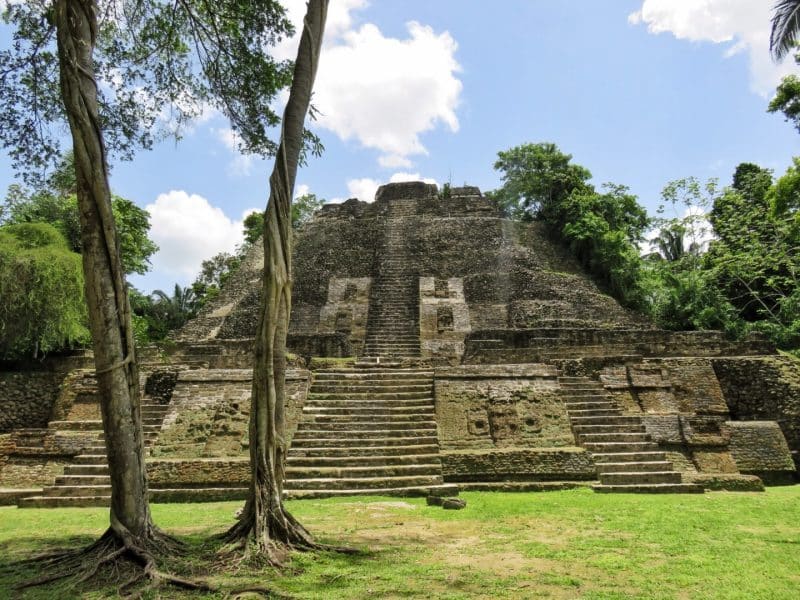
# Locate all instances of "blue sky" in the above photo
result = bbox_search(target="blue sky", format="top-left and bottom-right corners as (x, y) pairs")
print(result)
(1, 0), (798, 293)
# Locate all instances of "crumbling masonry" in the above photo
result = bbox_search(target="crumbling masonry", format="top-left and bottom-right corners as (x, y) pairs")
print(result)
(1, 182), (797, 506)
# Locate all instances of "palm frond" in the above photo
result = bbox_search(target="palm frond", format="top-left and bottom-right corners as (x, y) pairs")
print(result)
(771, 0), (800, 60)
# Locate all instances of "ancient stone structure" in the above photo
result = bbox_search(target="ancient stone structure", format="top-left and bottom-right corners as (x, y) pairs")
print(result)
(1, 181), (797, 506)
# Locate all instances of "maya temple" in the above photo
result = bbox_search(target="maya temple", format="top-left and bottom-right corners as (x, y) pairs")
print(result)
(1, 181), (798, 507)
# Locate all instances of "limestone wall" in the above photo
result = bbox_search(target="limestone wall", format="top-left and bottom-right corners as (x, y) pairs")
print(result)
(419, 277), (470, 365)
(465, 329), (773, 363)
(152, 368), (309, 459)
(724, 421), (796, 483)
(0, 371), (64, 432)
(713, 356), (800, 472)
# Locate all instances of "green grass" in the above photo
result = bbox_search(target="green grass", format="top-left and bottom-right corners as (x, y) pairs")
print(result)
(2, 487), (800, 598)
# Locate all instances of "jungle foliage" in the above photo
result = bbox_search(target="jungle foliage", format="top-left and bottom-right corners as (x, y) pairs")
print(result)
(491, 142), (800, 353)
(0, 222), (89, 358)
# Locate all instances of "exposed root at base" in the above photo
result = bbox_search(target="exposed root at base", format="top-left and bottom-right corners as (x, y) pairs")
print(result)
(14, 527), (212, 597)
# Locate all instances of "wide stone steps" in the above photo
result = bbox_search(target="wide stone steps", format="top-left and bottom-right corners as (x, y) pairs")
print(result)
(313, 371), (433, 380)
(599, 471), (682, 485)
(285, 463), (441, 479)
(310, 384), (429, 394)
(304, 399), (435, 410)
(577, 432), (650, 444)
(18, 402), (171, 508)
(560, 376), (702, 495)
(592, 451), (669, 463)
(54, 475), (110, 486)
(295, 420), (437, 432)
(308, 389), (431, 399)
(290, 443), (440, 458)
(287, 453), (441, 467)
(596, 461), (675, 473)
(304, 412), (433, 423)
(285, 474), (442, 491)
(290, 436), (439, 449)
(284, 366), (447, 498)
(572, 424), (646, 435)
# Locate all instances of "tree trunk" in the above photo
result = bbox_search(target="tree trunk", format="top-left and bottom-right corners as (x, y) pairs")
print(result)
(56, 0), (155, 545)
(226, 0), (329, 558)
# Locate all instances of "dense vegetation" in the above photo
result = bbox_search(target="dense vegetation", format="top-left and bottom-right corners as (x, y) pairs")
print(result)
(0, 222), (89, 358)
(490, 143), (800, 354)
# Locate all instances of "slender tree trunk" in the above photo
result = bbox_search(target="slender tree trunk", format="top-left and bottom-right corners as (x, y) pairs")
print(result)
(226, 0), (329, 558)
(56, 0), (156, 546)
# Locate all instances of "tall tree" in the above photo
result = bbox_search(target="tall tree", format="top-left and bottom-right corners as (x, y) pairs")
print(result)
(1, 0), (296, 589)
(224, 0), (336, 561)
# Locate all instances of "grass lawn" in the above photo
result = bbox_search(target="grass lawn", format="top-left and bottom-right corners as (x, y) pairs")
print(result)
(1, 487), (799, 598)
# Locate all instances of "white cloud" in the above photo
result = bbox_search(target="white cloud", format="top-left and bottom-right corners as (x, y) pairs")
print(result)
(629, 0), (796, 96)
(273, 0), (369, 60)
(215, 127), (254, 176)
(379, 154), (414, 169)
(389, 172), (437, 185)
(274, 1), (462, 167)
(315, 22), (461, 164)
(346, 178), (380, 202)
(343, 172), (438, 202)
(146, 191), (255, 282)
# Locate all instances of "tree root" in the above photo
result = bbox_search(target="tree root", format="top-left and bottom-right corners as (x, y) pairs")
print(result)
(220, 502), (360, 568)
(14, 526), (212, 597)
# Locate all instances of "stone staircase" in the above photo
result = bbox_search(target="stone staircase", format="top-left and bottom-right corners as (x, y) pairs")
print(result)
(363, 199), (420, 360)
(560, 376), (703, 494)
(284, 367), (455, 498)
(19, 400), (171, 508)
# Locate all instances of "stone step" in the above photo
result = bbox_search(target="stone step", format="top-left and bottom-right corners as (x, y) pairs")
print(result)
(572, 424), (646, 435)
(152, 487), (251, 502)
(285, 463), (441, 479)
(48, 420), (103, 431)
(560, 388), (607, 396)
(311, 378), (432, 387)
(293, 428), (436, 440)
(583, 441), (659, 453)
(297, 420), (437, 432)
(41, 484), (111, 498)
(286, 453), (441, 468)
(565, 401), (618, 411)
(599, 471), (682, 485)
(592, 483), (704, 494)
(310, 384), (431, 394)
(288, 443), (440, 457)
(54, 475), (111, 486)
(308, 391), (433, 401)
(303, 405), (434, 416)
(65, 464), (110, 475)
(304, 413), (435, 423)
(304, 400), (434, 411)
(592, 451), (668, 463)
(596, 461), (675, 474)
(72, 454), (107, 465)
(577, 432), (650, 444)
(570, 416), (643, 426)
(314, 371), (433, 380)
(291, 435), (439, 448)
(284, 474), (443, 491)
(19, 495), (111, 508)
(567, 409), (622, 417)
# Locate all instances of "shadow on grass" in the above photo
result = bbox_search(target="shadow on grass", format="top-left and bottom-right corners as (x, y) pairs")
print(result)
(0, 531), (375, 599)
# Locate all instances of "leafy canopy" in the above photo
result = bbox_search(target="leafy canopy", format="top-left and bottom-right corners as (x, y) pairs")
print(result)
(1, 153), (158, 275)
(0, 0), (301, 185)
(491, 142), (649, 309)
(0, 222), (89, 357)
